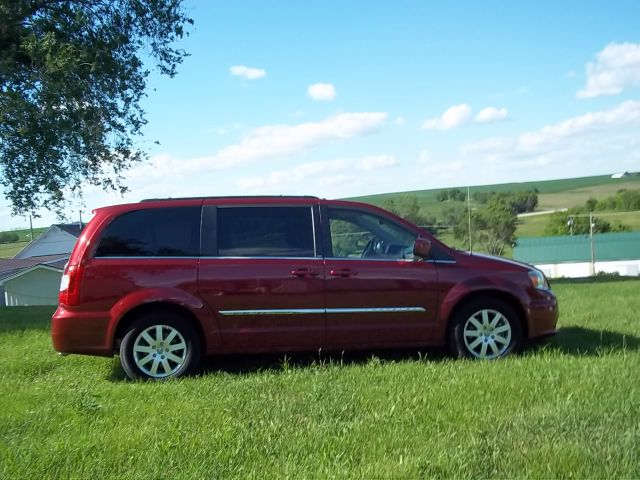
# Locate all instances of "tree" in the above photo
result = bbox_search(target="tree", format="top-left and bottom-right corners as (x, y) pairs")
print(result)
(544, 209), (630, 236)
(1, 0), (193, 215)
(448, 199), (516, 255)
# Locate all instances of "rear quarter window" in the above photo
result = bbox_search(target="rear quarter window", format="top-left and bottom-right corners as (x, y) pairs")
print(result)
(213, 206), (315, 257)
(95, 207), (201, 257)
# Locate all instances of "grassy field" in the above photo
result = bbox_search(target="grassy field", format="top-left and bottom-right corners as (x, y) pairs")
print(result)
(1, 279), (639, 478)
(517, 210), (640, 237)
(350, 174), (640, 241)
(0, 227), (47, 258)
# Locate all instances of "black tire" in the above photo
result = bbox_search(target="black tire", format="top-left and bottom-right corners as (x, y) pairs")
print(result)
(119, 311), (201, 380)
(448, 298), (523, 360)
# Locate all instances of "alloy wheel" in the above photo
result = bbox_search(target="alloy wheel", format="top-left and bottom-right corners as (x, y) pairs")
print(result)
(462, 309), (512, 359)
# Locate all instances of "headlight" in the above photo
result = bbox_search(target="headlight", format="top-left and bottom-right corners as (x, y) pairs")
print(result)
(528, 269), (549, 290)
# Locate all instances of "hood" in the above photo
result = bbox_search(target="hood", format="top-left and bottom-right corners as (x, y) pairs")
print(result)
(460, 251), (535, 271)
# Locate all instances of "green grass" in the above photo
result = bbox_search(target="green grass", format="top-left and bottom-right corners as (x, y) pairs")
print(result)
(1, 279), (640, 478)
(0, 227), (47, 258)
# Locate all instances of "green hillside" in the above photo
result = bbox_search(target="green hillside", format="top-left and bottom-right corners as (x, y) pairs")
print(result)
(0, 227), (47, 258)
(348, 174), (640, 242)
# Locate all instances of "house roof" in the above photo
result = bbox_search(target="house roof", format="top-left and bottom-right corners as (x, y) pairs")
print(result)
(0, 254), (68, 281)
(55, 223), (84, 237)
(514, 232), (640, 264)
(0, 263), (65, 285)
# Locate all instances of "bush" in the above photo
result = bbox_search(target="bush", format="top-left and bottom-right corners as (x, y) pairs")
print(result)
(0, 232), (19, 244)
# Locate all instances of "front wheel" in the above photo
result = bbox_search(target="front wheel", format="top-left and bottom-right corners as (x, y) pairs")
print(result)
(449, 299), (523, 359)
(119, 312), (201, 380)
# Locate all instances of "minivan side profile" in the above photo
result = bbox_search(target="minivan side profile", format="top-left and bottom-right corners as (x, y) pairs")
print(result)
(52, 196), (558, 379)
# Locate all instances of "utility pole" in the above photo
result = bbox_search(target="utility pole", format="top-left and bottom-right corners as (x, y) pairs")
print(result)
(467, 186), (472, 253)
(589, 211), (596, 276)
(79, 210), (83, 228)
(29, 215), (33, 242)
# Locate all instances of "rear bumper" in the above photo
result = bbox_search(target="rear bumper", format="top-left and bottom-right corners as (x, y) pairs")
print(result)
(51, 305), (113, 357)
(526, 292), (559, 339)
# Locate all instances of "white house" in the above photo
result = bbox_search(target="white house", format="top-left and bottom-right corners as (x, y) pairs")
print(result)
(14, 223), (83, 259)
(0, 256), (67, 306)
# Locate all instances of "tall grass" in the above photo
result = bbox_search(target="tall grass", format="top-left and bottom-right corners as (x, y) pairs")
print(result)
(1, 279), (639, 478)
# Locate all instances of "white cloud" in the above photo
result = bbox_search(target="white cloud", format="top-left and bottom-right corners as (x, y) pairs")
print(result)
(237, 155), (397, 192)
(356, 154), (397, 170)
(422, 104), (472, 130)
(422, 160), (465, 177)
(394, 116), (406, 125)
(131, 112), (388, 178)
(577, 42), (640, 98)
(462, 100), (640, 160)
(214, 112), (387, 167)
(474, 107), (509, 124)
(307, 83), (337, 101)
(418, 149), (430, 164)
(230, 65), (266, 80)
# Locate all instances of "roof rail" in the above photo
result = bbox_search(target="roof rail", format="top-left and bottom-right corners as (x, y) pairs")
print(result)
(140, 195), (320, 202)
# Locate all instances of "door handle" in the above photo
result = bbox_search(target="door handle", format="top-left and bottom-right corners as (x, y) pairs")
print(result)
(330, 268), (356, 277)
(291, 268), (320, 277)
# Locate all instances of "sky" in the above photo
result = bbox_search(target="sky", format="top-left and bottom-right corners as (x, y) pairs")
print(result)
(2, 0), (640, 229)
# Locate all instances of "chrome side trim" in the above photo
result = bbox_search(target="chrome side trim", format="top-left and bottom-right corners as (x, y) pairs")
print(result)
(218, 307), (426, 316)
(201, 256), (321, 260)
(219, 308), (325, 316)
(328, 307), (426, 314)
(94, 256), (200, 260)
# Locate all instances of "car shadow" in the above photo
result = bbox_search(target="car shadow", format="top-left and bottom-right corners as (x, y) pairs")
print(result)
(106, 326), (640, 381)
(106, 347), (448, 381)
(539, 326), (640, 356)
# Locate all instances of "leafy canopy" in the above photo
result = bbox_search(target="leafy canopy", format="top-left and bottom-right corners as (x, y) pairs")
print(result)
(0, 0), (192, 215)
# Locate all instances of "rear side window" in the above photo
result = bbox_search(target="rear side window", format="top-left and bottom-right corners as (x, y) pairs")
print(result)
(95, 207), (201, 257)
(216, 206), (315, 257)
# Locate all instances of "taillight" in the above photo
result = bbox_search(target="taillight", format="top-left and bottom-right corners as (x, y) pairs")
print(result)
(59, 264), (84, 306)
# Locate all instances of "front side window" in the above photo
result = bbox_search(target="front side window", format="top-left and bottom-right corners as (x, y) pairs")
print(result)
(95, 207), (201, 257)
(328, 208), (416, 259)
(217, 206), (315, 257)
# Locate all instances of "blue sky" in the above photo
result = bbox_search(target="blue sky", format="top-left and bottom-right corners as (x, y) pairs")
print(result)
(3, 0), (640, 229)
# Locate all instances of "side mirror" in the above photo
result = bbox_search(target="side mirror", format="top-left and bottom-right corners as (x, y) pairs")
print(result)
(413, 237), (431, 258)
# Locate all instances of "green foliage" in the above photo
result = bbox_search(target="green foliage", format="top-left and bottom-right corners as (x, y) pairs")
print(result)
(0, 231), (19, 243)
(472, 190), (538, 214)
(436, 188), (467, 202)
(544, 209), (631, 236)
(2, 280), (640, 478)
(448, 198), (517, 255)
(593, 188), (640, 212)
(382, 195), (435, 227)
(0, 0), (193, 215)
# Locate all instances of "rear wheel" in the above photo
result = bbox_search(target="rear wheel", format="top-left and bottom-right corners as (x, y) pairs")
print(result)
(119, 312), (201, 380)
(449, 298), (523, 359)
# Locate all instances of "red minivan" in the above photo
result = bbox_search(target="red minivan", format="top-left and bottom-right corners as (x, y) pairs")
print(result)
(52, 196), (558, 379)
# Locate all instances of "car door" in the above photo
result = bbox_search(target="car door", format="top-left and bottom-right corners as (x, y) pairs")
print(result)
(322, 205), (439, 348)
(197, 201), (325, 351)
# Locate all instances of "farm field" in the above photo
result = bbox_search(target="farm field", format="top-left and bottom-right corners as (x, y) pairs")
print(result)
(517, 209), (640, 237)
(1, 279), (639, 478)
(0, 227), (47, 258)
(351, 174), (640, 240)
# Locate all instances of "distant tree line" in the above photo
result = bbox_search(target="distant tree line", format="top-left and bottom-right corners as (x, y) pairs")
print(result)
(543, 189), (639, 236)
(436, 188), (539, 215)
(586, 188), (640, 212)
(384, 192), (520, 256)
(0, 232), (19, 244)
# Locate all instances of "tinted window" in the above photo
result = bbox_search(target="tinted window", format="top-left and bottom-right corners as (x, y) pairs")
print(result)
(217, 206), (315, 257)
(95, 207), (201, 257)
(328, 208), (416, 259)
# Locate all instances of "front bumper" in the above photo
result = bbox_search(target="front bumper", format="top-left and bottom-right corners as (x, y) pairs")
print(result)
(526, 291), (559, 339)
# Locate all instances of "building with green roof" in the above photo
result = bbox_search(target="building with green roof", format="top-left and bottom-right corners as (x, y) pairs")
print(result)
(514, 232), (640, 278)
